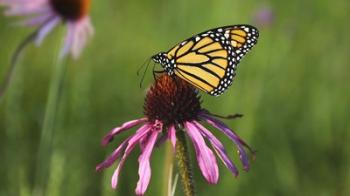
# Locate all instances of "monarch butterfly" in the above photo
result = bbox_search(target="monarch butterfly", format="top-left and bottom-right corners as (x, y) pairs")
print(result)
(152, 25), (259, 96)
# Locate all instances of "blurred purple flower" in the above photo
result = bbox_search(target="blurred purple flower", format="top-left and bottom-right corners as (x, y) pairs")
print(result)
(0, 0), (94, 59)
(254, 5), (274, 28)
(96, 74), (255, 195)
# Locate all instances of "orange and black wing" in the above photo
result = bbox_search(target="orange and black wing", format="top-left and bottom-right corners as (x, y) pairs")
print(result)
(166, 25), (259, 96)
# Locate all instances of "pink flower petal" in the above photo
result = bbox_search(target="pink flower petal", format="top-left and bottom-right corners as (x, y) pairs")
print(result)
(67, 16), (94, 59)
(35, 16), (60, 46)
(96, 137), (130, 171)
(0, 1), (94, 60)
(102, 118), (148, 146)
(185, 121), (219, 184)
(146, 121), (163, 149)
(140, 132), (153, 151)
(3, 1), (50, 16)
(111, 124), (151, 189)
(200, 114), (254, 171)
(193, 121), (239, 177)
(168, 125), (177, 151)
(135, 127), (160, 195)
(16, 12), (52, 26)
(60, 22), (75, 59)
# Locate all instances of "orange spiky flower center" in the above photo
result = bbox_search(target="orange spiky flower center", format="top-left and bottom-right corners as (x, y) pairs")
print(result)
(144, 74), (202, 127)
(50, 0), (90, 21)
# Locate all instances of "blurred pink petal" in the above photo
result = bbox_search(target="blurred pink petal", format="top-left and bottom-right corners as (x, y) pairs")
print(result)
(68, 16), (94, 59)
(0, 0), (94, 59)
(35, 16), (59, 45)
(3, 2), (49, 16)
(16, 13), (52, 26)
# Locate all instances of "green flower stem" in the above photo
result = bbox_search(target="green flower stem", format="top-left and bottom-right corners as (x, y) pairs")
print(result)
(33, 50), (67, 196)
(0, 29), (38, 100)
(163, 142), (174, 196)
(176, 129), (195, 196)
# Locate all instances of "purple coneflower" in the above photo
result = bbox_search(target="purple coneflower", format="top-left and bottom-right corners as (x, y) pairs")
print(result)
(96, 74), (255, 195)
(0, 0), (94, 58)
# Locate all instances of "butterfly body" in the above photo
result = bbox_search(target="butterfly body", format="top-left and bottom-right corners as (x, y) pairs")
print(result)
(152, 25), (259, 96)
(152, 52), (175, 75)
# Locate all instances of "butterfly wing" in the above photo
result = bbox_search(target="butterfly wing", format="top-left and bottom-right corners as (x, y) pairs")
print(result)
(166, 25), (259, 96)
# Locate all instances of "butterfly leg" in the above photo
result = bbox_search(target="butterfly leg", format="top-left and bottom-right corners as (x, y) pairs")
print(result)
(204, 110), (243, 120)
(152, 70), (165, 80)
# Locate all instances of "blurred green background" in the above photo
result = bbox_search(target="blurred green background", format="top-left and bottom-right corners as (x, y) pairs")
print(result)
(1, 0), (349, 195)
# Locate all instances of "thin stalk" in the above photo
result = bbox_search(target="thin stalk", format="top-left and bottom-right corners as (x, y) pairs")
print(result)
(33, 43), (67, 196)
(0, 29), (39, 100)
(176, 129), (195, 196)
(0, 18), (54, 100)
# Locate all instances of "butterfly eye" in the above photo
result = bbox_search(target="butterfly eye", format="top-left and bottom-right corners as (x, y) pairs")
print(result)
(151, 55), (159, 62)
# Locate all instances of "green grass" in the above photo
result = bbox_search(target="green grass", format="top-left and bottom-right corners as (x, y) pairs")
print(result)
(1, 0), (350, 195)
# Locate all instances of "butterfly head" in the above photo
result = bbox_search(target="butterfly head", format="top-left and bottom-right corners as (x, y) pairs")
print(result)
(152, 52), (167, 64)
(152, 52), (175, 75)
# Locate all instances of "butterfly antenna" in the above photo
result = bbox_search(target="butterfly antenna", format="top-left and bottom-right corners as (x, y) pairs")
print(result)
(137, 58), (151, 76)
(0, 29), (39, 99)
(139, 59), (151, 88)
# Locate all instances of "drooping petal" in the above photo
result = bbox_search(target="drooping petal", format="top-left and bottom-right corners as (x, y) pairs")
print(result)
(193, 121), (239, 177)
(185, 121), (219, 184)
(16, 12), (53, 27)
(111, 124), (151, 189)
(102, 118), (148, 146)
(3, 1), (50, 16)
(68, 16), (94, 59)
(135, 127), (160, 195)
(59, 21), (75, 59)
(0, 0), (47, 5)
(200, 113), (254, 171)
(168, 125), (177, 151)
(35, 16), (60, 46)
(96, 137), (130, 171)
(140, 131), (153, 151)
